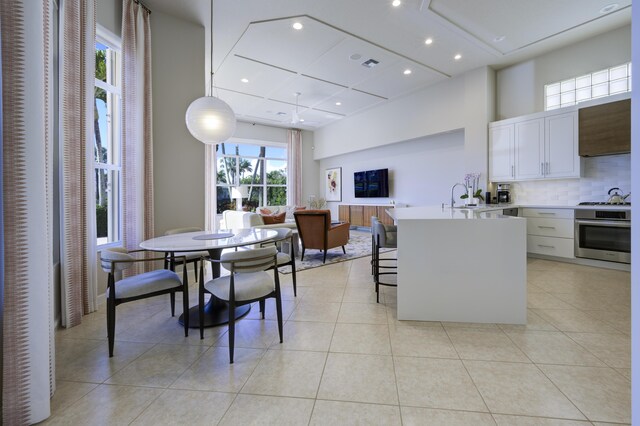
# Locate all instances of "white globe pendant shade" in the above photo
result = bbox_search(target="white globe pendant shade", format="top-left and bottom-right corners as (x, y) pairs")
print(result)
(185, 96), (236, 144)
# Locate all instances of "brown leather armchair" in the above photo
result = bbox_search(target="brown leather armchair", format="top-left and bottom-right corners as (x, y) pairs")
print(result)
(294, 209), (350, 263)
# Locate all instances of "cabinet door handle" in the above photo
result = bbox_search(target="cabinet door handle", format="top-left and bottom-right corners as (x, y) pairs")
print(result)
(538, 212), (556, 215)
(537, 226), (556, 229)
(511, 165), (514, 177)
(540, 163), (544, 175)
(537, 244), (555, 249)
(546, 162), (550, 174)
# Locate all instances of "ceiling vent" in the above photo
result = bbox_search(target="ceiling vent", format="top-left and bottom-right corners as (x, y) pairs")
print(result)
(361, 59), (379, 68)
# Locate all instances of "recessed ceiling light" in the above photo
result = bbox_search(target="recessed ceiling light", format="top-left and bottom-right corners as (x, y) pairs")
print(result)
(392, 0), (401, 7)
(335, 102), (342, 106)
(292, 22), (303, 30)
(349, 53), (362, 61)
(425, 38), (433, 45)
(299, 119), (305, 122)
(599, 3), (619, 13)
(454, 54), (462, 61)
(493, 35), (505, 43)
(403, 69), (412, 75)
(240, 78), (249, 83)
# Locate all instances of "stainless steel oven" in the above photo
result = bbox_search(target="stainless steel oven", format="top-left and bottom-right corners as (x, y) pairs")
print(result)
(574, 209), (631, 264)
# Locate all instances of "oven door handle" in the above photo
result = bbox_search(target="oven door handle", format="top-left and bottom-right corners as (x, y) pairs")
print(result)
(575, 219), (631, 228)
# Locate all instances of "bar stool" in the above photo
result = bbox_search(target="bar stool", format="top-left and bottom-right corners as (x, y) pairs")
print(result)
(371, 217), (397, 303)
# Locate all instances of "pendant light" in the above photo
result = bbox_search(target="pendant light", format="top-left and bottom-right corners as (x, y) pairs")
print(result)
(185, 0), (236, 144)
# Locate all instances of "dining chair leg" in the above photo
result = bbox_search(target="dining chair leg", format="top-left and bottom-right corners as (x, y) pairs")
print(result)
(199, 266), (205, 340)
(300, 247), (305, 261)
(193, 260), (198, 282)
(275, 277), (284, 344)
(342, 245), (346, 254)
(291, 257), (297, 297)
(170, 291), (176, 317)
(323, 250), (327, 264)
(259, 300), (266, 319)
(182, 287), (189, 337)
(228, 302), (236, 364)
(107, 299), (116, 357)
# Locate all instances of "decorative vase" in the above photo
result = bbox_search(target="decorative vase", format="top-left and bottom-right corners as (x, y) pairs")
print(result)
(465, 187), (474, 205)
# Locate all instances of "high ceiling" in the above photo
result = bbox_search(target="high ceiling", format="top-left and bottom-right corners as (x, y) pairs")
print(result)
(144, 0), (631, 129)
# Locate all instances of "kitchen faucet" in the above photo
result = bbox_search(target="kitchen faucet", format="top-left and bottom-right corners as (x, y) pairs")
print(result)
(450, 182), (467, 207)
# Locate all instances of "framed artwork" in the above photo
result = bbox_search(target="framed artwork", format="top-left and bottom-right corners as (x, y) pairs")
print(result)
(325, 167), (342, 201)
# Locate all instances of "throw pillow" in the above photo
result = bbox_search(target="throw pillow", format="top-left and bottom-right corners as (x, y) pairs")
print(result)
(261, 211), (286, 225)
(285, 205), (307, 220)
(259, 207), (273, 215)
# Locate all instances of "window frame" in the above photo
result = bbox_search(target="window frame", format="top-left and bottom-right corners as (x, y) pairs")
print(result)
(94, 25), (122, 248)
(544, 62), (632, 111)
(215, 140), (288, 213)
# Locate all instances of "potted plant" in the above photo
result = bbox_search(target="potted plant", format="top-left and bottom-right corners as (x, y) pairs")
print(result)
(459, 173), (484, 205)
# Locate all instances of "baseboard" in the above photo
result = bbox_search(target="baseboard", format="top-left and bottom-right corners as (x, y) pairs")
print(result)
(527, 253), (630, 272)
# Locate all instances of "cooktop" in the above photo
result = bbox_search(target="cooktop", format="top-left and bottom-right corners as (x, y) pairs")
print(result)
(578, 201), (631, 206)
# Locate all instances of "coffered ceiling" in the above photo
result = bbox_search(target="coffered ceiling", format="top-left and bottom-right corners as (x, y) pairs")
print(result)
(145, 0), (632, 129)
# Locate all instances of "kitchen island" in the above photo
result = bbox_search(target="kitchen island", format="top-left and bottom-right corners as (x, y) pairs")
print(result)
(390, 205), (527, 324)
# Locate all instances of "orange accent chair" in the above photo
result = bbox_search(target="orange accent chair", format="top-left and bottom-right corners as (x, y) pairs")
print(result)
(294, 209), (350, 263)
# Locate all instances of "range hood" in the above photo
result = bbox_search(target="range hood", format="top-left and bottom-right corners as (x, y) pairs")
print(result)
(578, 99), (630, 157)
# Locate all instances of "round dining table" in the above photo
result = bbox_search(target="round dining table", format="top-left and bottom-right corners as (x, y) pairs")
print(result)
(139, 228), (278, 328)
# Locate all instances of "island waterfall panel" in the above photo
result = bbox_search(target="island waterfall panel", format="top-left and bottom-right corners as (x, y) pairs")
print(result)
(395, 207), (527, 324)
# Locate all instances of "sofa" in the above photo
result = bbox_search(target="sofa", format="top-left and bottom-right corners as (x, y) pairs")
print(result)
(219, 205), (299, 230)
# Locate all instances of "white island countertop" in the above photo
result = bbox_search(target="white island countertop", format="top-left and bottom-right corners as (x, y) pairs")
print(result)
(394, 205), (527, 325)
(388, 205), (520, 220)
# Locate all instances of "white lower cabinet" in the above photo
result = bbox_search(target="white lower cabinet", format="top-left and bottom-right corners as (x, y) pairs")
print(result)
(522, 208), (575, 258)
(527, 235), (575, 258)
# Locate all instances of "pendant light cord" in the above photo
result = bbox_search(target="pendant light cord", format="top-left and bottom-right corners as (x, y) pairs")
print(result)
(209, 0), (214, 97)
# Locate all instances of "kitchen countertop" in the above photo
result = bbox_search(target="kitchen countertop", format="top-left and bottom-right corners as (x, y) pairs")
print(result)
(389, 205), (522, 220)
(388, 203), (631, 217)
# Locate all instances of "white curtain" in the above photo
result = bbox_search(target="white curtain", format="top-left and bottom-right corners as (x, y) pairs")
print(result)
(1, 0), (55, 422)
(205, 144), (216, 231)
(121, 0), (153, 269)
(59, 0), (98, 328)
(287, 129), (302, 206)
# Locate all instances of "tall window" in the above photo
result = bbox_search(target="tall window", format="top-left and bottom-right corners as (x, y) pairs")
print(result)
(94, 31), (121, 246)
(216, 142), (287, 213)
(544, 62), (632, 111)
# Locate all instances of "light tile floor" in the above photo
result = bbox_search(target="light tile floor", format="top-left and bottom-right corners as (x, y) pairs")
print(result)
(44, 256), (631, 425)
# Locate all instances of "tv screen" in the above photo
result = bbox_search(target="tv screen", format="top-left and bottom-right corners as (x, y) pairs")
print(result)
(354, 168), (389, 198)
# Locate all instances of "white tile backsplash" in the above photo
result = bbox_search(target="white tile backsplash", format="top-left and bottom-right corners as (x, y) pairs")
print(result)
(510, 154), (631, 205)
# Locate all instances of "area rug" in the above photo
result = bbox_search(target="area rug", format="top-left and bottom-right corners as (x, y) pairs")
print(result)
(279, 230), (393, 274)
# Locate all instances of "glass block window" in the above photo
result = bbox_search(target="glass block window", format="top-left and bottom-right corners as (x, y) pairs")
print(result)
(544, 63), (631, 111)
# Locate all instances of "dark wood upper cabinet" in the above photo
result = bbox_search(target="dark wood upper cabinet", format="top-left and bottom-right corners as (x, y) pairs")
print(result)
(578, 99), (630, 157)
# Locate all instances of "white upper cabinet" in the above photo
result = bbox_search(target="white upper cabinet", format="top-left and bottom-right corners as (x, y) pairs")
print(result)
(489, 108), (580, 182)
(489, 124), (515, 181)
(515, 118), (544, 180)
(545, 112), (579, 178)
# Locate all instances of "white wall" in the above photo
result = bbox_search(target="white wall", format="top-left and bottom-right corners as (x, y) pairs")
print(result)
(313, 67), (495, 200)
(318, 130), (466, 218)
(496, 25), (631, 119)
(96, 0), (122, 37)
(151, 11), (205, 235)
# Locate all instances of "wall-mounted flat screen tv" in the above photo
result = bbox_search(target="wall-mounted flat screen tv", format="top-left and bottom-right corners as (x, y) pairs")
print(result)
(354, 168), (389, 198)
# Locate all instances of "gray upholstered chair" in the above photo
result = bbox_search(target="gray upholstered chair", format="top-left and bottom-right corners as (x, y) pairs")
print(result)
(260, 227), (298, 297)
(199, 246), (283, 363)
(371, 217), (397, 303)
(101, 248), (189, 357)
(163, 227), (207, 281)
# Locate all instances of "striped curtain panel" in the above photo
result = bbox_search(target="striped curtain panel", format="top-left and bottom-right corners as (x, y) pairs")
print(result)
(59, 0), (98, 328)
(121, 0), (154, 268)
(287, 129), (303, 206)
(1, 0), (55, 423)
